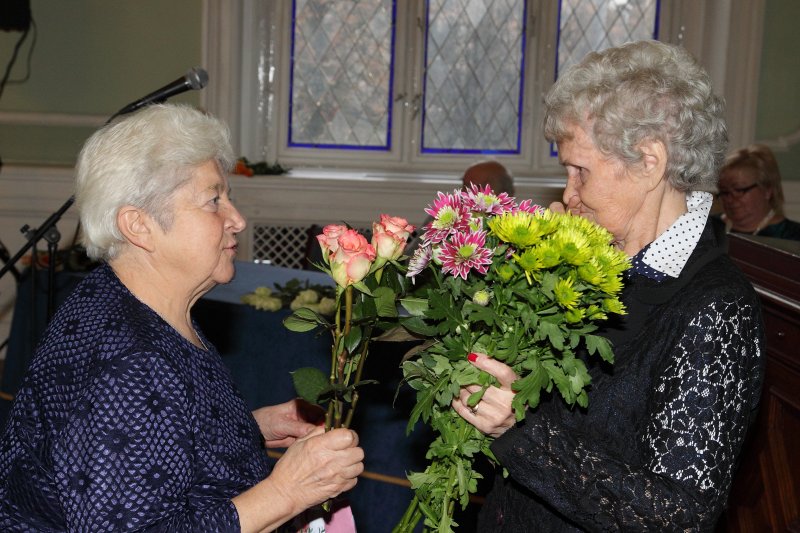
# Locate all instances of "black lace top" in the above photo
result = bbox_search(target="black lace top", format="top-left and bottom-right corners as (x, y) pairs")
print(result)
(478, 218), (765, 532)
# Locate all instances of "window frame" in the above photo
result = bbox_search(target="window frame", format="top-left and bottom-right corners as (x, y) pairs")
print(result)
(202, 0), (765, 180)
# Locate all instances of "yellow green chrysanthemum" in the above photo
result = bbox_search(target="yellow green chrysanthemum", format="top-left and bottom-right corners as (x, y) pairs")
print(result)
(494, 262), (516, 282)
(549, 231), (591, 266)
(577, 260), (605, 287)
(559, 212), (616, 247)
(599, 272), (624, 295)
(529, 241), (563, 269)
(564, 308), (584, 323)
(585, 304), (607, 320)
(553, 276), (581, 309)
(488, 210), (557, 248)
(514, 249), (540, 273)
(602, 297), (626, 315)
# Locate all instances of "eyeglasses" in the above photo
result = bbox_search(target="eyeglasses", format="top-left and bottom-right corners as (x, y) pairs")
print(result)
(716, 183), (759, 199)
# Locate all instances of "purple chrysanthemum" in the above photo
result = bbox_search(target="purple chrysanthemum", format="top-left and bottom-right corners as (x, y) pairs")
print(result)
(463, 183), (515, 215)
(514, 199), (544, 214)
(422, 191), (472, 244)
(439, 230), (493, 280)
(406, 244), (433, 280)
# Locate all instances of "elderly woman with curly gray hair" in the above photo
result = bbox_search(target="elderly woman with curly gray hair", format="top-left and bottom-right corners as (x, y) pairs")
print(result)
(452, 40), (765, 531)
(0, 104), (363, 531)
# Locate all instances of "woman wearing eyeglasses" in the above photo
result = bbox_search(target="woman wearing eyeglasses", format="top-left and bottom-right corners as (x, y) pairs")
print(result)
(717, 144), (800, 241)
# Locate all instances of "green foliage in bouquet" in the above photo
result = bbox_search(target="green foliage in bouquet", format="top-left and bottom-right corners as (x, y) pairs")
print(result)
(393, 187), (630, 532)
(283, 217), (416, 430)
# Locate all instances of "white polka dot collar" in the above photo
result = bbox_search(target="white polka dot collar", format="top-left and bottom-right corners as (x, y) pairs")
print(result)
(641, 191), (712, 278)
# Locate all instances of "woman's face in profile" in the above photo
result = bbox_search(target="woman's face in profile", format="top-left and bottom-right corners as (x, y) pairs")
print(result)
(718, 166), (772, 229)
(556, 124), (650, 248)
(152, 160), (247, 294)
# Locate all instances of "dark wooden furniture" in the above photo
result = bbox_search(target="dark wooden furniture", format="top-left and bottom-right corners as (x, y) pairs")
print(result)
(719, 234), (800, 532)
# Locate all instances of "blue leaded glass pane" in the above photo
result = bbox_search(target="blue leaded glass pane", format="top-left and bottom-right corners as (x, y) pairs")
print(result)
(421, 0), (527, 155)
(289, 0), (396, 150)
(557, 0), (660, 76)
(551, 0), (659, 157)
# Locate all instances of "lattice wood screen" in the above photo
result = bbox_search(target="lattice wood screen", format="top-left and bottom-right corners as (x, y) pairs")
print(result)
(251, 224), (310, 269)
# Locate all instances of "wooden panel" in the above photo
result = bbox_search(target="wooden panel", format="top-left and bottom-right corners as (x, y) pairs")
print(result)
(720, 234), (800, 533)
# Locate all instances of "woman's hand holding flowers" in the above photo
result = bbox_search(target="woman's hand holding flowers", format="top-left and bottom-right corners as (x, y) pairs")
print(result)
(452, 353), (519, 438)
(235, 427), (364, 531)
(271, 427), (364, 511)
(251, 398), (325, 448)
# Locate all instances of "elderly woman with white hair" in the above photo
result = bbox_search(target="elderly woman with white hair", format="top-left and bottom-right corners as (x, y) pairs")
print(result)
(452, 41), (765, 531)
(0, 104), (363, 531)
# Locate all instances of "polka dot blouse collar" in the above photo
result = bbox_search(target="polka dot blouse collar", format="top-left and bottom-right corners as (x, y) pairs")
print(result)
(640, 191), (712, 279)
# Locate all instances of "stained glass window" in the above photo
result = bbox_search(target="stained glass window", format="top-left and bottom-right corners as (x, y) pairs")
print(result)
(289, 0), (396, 150)
(280, 0), (661, 164)
(557, 0), (660, 77)
(421, 0), (527, 155)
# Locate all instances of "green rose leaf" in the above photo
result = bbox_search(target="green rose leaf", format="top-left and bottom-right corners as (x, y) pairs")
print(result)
(344, 326), (363, 354)
(283, 307), (325, 332)
(373, 286), (398, 317)
(400, 297), (429, 316)
(401, 316), (439, 337)
(290, 367), (331, 405)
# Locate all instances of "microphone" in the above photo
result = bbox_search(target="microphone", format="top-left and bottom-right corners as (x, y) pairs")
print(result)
(111, 67), (208, 119)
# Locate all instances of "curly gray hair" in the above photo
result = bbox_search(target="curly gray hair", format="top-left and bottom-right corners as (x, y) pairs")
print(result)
(75, 104), (234, 261)
(544, 40), (727, 192)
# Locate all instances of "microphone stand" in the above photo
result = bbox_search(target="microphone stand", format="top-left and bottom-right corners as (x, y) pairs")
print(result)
(0, 195), (75, 320)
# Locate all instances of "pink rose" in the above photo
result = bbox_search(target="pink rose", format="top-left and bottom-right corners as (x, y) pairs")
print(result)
(371, 215), (415, 268)
(330, 229), (376, 287)
(316, 224), (349, 263)
(378, 214), (414, 241)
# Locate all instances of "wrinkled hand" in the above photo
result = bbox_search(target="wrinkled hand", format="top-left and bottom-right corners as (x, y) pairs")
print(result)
(252, 399), (325, 448)
(451, 353), (518, 438)
(270, 427), (364, 513)
(548, 200), (566, 213)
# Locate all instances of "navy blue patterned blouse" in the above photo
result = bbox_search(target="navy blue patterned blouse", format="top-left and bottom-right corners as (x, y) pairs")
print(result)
(0, 264), (271, 531)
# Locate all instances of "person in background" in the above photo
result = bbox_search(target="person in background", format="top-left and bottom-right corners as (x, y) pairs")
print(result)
(405, 160), (514, 256)
(461, 159), (515, 195)
(0, 104), (364, 532)
(717, 143), (800, 240)
(452, 40), (764, 531)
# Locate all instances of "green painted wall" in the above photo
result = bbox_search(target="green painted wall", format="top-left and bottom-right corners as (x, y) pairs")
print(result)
(0, 0), (202, 166)
(755, 0), (800, 182)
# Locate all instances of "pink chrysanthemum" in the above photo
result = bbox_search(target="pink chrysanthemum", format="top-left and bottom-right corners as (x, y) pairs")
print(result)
(514, 199), (544, 214)
(462, 183), (515, 215)
(422, 191), (472, 244)
(406, 244), (433, 280)
(439, 230), (493, 280)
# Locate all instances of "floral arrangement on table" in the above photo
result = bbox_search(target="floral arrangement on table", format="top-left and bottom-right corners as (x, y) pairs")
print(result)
(232, 157), (291, 176)
(391, 185), (631, 532)
(283, 215), (416, 430)
(242, 279), (337, 314)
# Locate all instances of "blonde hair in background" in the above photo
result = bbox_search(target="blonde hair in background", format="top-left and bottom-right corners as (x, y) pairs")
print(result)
(720, 144), (785, 217)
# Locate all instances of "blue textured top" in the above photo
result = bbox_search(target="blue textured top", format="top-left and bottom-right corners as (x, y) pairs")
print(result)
(0, 264), (271, 532)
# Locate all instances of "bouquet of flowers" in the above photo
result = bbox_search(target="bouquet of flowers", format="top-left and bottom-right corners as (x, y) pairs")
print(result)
(392, 185), (630, 532)
(283, 215), (415, 430)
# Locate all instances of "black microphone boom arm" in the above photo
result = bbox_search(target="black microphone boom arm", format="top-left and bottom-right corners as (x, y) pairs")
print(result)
(108, 67), (208, 123)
